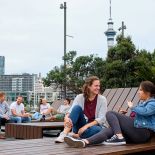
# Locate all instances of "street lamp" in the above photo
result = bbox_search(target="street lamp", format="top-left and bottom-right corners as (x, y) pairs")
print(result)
(60, 2), (67, 98)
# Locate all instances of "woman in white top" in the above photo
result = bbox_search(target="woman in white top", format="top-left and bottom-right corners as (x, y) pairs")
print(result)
(55, 76), (107, 143)
(32, 98), (52, 120)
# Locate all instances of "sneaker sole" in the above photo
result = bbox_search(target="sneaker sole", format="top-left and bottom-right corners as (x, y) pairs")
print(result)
(103, 141), (126, 145)
(55, 141), (64, 143)
(64, 137), (84, 148)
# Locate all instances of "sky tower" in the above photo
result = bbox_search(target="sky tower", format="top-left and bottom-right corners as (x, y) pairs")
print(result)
(105, 0), (116, 49)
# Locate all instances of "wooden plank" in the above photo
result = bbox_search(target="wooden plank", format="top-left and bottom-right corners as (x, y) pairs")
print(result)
(107, 88), (124, 111)
(106, 88), (118, 106)
(19, 125), (24, 139)
(113, 88), (131, 112)
(102, 89), (111, 98)
(120, 87), (138, 114)
(127, 89), (140, 116)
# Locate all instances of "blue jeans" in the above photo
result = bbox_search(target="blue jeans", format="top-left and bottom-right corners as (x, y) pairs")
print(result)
(32, 112), (42, 120)
(69, 105), (102, 138)
(10, 116), (31, 123)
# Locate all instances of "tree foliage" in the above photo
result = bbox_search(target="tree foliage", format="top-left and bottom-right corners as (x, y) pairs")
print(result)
(43, 35), (155, 94)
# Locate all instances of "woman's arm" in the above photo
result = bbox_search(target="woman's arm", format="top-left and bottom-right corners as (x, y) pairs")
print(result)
(131, 101), (155, 116)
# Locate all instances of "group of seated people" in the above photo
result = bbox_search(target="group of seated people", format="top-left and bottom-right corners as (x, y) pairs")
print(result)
(1, 75), (155, 148)
(0, 92), (71, 139)
(54, 76), (155, 148)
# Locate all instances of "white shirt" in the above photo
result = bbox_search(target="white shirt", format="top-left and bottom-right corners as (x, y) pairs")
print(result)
(40, 103), (51, 113)
(57, 105), (71, 114)
(10, 102), (24, 116)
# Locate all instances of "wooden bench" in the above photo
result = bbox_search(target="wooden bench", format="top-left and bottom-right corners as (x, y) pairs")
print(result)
(5, 122), (64, 139)
(4, 99), (70, 139)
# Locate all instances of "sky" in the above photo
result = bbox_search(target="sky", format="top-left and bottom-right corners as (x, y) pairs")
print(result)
(0, 0), (155, 77)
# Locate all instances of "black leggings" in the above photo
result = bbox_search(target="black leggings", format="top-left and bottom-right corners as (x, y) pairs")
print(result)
(87, 111), (152, 145)
(0, 117), (8, 130)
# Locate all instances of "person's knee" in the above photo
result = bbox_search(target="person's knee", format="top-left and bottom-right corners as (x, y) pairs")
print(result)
(28, 117), (31, 122)
(106, 111), (114, 119)
(72, 105), (82, 113)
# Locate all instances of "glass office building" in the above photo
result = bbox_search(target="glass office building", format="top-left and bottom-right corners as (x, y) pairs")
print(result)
(0, 56), (5, 75)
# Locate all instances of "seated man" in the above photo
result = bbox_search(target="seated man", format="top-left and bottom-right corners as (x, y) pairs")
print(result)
(10, 96), (31, 123)
(46, 98), (71, 121)
(0, 92), (10, 139)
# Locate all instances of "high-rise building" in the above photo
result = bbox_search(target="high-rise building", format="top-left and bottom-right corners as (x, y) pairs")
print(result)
(105, 0), (116, 49)
(0, 56), (5, 75)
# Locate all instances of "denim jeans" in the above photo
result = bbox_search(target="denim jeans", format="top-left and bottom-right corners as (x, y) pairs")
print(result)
(69, 105), (102, 138)
(10, 116), (31, 123)
(32, 112), (42, 120)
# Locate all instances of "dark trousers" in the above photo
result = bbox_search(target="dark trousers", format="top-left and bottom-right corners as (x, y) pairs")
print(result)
(87, 111), (152, 145)
(0, 117), (9, 130)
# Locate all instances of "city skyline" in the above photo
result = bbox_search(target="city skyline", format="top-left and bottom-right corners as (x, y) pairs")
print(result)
(0, 0), (154, 77)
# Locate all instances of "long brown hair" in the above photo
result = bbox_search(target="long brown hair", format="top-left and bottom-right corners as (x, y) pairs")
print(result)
(140, 81), (155, 97)
(82, 76), (99, 99)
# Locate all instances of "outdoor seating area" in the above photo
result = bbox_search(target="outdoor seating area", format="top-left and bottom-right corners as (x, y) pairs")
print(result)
(0, 87), (155, 154)
(0, 87), (155, 155)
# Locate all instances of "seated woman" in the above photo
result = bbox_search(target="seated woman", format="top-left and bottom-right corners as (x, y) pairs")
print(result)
(46, 98), (71, 121)
(64, 81), (155, 147)
(32, 98), (52, 120)
(55, 76), (107, 143)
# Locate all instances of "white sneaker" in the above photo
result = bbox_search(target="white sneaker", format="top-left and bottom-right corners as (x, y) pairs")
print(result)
(67, 132), (74, 137)
(64, 136), (86, 148)
(55, 131), (67, 143)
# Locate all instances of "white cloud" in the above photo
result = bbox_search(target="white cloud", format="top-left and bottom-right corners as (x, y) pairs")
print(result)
(0, 0), (154, 77)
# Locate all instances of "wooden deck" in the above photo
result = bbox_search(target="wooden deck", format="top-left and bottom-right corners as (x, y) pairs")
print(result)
(2, 87), (155, 154)
(0, 138), (155, 155)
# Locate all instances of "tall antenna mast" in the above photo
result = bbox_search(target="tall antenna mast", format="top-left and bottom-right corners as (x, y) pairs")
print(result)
(105, 0), (116, 49)
(109, 0), (112, 19)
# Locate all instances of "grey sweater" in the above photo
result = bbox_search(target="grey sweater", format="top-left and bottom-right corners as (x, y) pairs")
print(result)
(68, 94), (107, 127)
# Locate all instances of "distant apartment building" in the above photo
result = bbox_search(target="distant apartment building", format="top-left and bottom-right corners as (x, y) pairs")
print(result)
(0, 71), (75, 107)
(0, 73), (37, 103)
(0, 56), (5, 75)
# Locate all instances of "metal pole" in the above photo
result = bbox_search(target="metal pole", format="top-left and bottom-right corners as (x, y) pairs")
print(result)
(122, 21), (124, 38)
(64, 2), (67, 98)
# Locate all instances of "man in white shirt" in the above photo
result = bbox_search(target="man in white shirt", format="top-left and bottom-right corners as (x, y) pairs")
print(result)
(10, 96), (31, 123)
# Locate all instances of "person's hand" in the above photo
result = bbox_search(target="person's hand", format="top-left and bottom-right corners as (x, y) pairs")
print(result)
(119, 109), (127, 114)
(127, 101), (134, 108)
(40, 112), (44, 115)
(23, 113), (29, 117)
(64, 116), (72, 128)
(3, 114), (10, 120)
(78, 125), (88, 136)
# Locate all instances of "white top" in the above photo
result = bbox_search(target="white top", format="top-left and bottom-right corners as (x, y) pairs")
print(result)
(57, 105), (71, 114)
(40, 103), (51, 113)
(10, 102), (24, 116)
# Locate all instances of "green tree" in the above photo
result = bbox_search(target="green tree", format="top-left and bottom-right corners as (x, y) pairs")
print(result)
(43, 52), (106, 94)
(104, 35), (155, 88)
